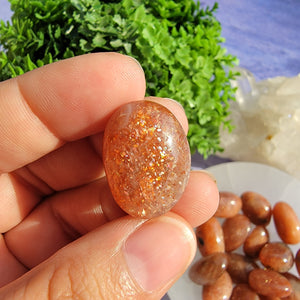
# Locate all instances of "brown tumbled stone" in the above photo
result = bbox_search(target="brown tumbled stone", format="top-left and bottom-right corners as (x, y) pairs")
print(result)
(284, 272), (300, 300)
(241, 191), (272, 226)
(189, 252), (228, 285)
(243, 225), (269, 258)
(259, 242), (294, 273)
(295, 248), (300, 277)
(273, 202), (300, 244)
(103, 101), (191, 218)
(202, 271), (232, 300)
(196, 217), (225, 256)
(226, 253), (258, 284)
(215, 191), (242, 218)
(230, 284), (259, 300)
(222, 214), (251, 252)
(249, 269), (292, 298)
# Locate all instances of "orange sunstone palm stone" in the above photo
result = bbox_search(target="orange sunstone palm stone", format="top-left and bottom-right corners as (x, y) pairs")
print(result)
(103, 100), (191, 218)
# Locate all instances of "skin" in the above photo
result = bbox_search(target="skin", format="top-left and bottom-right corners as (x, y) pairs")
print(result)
(0, 53), (219, 300)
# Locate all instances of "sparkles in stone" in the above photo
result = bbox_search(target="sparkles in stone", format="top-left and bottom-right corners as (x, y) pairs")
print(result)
(103, 100), (191, 218)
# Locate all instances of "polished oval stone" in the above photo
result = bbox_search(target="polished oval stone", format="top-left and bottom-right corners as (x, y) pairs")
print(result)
(226, 253), (258, 284)
(196, 217), (225, 256)
(284, 273), (300, 300)
(295, 248), (300, 276)
(259, 242), (294, 273)
(241, 191), (272, 226)
(222, 214), (251, 252)
(103, 101), (191, 218)
(202, 271), (233, 300)
(249, 269), (292, 298)
(273, 201), (300, 244)
(189, 252), (228, 285)
(230, 284), (260, 300)
(215, 191), (242, 218)
(243, 225), (269, 258)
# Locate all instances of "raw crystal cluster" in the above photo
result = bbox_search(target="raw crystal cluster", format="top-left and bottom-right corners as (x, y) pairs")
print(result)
(219, 68), (300, 180)
(103, 101), (191, 218)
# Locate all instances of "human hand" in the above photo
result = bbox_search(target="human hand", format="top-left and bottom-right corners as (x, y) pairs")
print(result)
(0, 53), (219, 299)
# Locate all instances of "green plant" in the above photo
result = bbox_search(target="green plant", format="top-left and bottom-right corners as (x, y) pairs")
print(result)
(0, 0), (238, 157)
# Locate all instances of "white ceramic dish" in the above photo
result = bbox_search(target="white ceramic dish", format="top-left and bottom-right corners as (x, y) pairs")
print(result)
(168, 162), (300, 300)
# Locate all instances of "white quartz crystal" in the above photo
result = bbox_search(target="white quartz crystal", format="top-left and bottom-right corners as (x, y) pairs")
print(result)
(219, 67), (300, 180)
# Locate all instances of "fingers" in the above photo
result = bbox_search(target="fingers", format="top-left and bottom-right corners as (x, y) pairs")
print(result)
(0, 53), (146, 173)
(172, 170), (219, 227)
(0, 95), (189, 232)
(0, 234), (28, 288)
(0, 213), (196, 300)
(20, 136), (105, 191)
(3, 170), (218, 271)
(0, 173), (41, 233)
(12, 97), (188, 193)
(145, 97), (189, 134)
(0, 137), (104, 233)
(0, 51), (188, 233)
(4, 177), (125, 268)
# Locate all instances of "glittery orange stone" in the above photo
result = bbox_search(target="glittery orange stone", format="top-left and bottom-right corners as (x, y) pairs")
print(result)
(103, 100), (191, 218)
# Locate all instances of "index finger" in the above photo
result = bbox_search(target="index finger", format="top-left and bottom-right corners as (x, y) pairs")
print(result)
(0, 53), (146, 173)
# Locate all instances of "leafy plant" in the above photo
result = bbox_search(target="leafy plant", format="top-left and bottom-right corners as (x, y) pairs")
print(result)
(0, 0), (238, 157)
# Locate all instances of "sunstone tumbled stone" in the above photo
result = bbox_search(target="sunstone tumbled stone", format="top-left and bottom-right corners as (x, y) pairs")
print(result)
(103, 100), (191, 218)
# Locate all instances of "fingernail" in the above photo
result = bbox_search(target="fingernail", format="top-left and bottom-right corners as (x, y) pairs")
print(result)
(124, 216), (195, 291)
(163, 98), (185, 114)
(198, 170), (217, 183)
(125, 55), (144, 71)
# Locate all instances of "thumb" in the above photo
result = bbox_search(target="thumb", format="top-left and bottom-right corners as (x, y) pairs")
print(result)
(0, 213), (196, 300)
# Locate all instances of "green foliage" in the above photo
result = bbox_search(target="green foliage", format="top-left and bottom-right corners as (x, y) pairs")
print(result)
(0, 0), (238, 157)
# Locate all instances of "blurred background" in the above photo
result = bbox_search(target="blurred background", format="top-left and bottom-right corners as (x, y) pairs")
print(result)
(1, 0), (299, 80)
